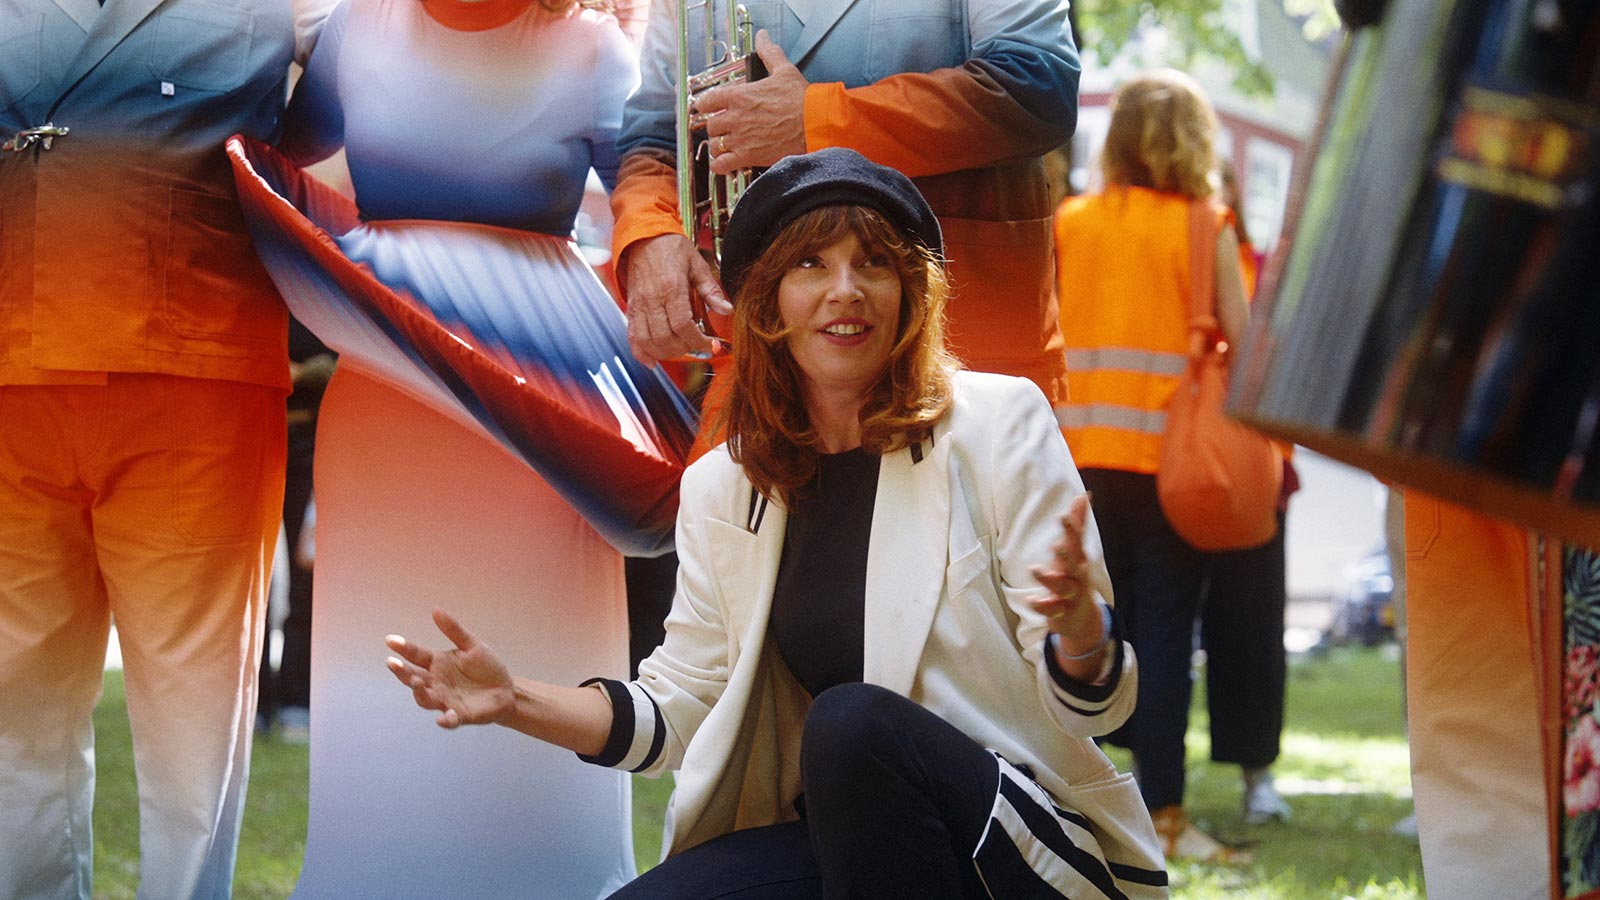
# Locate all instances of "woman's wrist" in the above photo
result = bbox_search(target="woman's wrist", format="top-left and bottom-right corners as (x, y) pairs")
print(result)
(1055, 600), (1112, 661)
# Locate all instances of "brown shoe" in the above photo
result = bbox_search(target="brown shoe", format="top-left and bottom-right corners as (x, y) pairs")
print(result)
(1150, 805), (1254, 864)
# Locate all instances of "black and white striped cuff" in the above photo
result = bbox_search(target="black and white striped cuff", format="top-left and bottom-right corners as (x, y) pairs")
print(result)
(575, 678), (666, 773)
(1043, 615), (1125, 717)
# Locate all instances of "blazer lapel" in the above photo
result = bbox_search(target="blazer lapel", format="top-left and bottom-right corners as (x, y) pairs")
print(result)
(863, 435), (951, 695)
(785, 0), (855, 68)
(50, 0), (100, 32)
(706, 492), (788, 652)
(53, 0), (165, 104)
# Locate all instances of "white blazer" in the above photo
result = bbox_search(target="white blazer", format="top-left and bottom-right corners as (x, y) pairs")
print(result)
(595, 371), (1165, 885)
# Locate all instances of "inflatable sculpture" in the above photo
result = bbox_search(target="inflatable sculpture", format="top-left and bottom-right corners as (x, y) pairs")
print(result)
(230, 136), (696, 897)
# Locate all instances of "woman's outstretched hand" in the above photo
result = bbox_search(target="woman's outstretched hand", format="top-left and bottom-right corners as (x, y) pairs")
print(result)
(385, 609), (515, 729)
(1028, 493), (1109, 665)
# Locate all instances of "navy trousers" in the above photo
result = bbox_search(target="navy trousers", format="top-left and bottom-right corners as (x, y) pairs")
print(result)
(1079, 468), (1209, 812)
(1200, 510), (1287, 769)
(609, 683), (998, 900)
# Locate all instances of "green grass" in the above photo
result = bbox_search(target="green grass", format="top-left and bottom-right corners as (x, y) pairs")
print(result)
(1158, 644), (1424, 900)
(88, 675), (313, 900)
(88, 645), (1422, 898)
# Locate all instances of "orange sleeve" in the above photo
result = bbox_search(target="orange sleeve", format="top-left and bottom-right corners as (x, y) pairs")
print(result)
(607, 148), (685, 293)
(804, 65), (1071, 180)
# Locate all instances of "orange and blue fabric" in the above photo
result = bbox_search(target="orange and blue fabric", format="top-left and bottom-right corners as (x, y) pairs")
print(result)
(229, 136), (695, 556)
(231, 0), (695, 555)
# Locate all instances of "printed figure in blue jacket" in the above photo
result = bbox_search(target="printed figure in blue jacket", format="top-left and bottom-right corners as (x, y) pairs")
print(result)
(0, 2), (293, 897)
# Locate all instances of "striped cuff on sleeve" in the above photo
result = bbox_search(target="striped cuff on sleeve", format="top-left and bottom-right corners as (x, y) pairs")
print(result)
(1043, 614), (1125, 717)
(575, 678), (667, 773)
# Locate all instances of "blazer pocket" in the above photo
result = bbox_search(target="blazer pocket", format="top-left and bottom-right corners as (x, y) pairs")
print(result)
(162, 188), (281, 350)
(865, 0), (961, 82)
(146, 3), (255, 92)
(945, 534), (991, 602)
(0, 14), (42, 112)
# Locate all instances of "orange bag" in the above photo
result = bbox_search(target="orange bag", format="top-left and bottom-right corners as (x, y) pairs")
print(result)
(1156, 201), (1282, 551)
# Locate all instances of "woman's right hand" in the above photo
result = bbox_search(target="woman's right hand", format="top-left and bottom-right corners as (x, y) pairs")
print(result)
(385, 609), (515, 729)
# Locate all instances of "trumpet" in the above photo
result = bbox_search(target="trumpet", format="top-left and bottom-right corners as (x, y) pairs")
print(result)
(675, 0), (766, 265)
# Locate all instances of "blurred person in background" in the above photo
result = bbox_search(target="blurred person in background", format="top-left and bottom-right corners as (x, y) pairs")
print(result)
(0, 2), (294, 896)
(1053, 68), (1251, 863)
(1215, 166), (1264, 296)
(1197, 162), (1297, 827)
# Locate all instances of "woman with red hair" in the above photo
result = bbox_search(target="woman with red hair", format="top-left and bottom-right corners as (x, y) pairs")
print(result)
(386, 149), (1166, 898)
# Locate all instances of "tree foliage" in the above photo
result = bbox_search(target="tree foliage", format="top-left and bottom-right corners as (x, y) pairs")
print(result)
(1074, 0), (1339, 97)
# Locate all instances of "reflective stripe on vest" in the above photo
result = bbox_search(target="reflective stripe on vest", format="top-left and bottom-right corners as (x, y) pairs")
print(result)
(1054, 403), (1167, 435)
(1058, 345), (1186, 437)
(1063, 347), (1188, 377)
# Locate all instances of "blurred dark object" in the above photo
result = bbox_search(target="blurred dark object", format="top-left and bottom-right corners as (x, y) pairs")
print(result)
(288, 316), (335, 413)
(1334, 0), (1389, 30)
(1325, 543), (1397, 647)
(1230, 0), (1600, 548)
(259, 314), (334, 731)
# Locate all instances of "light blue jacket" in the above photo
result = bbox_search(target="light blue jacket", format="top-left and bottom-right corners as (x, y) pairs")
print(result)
(620, 0), (1078, 163)
(0, 0), (294, 387)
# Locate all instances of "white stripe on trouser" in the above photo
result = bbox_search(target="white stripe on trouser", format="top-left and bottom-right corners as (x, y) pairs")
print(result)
(982, 760), (1119, 900)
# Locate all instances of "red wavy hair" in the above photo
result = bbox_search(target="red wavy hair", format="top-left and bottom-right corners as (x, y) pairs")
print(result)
(722, 205), (958, 505)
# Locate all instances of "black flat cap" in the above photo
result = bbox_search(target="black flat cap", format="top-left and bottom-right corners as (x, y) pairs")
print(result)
(719, 147), (942, 301)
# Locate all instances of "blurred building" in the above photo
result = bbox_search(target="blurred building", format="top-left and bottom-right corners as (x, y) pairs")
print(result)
(1073, 0), (1337, 257)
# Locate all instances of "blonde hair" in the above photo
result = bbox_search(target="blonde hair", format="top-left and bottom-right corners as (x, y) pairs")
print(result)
(1100, 69), (1219, 199)
(723, 205), (958, 505)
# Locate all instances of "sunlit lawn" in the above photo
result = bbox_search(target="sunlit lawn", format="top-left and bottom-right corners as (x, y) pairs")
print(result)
(89, 645), (1421, 898)
(1140, 645), (1423, 899)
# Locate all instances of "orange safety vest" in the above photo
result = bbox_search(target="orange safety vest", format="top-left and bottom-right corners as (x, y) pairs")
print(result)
(1053, 187), (1230, 474)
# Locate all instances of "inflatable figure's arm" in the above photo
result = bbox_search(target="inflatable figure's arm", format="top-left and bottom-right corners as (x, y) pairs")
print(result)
(589, 14), (640, 194)
(280, 0), (350, 167)
(293, 0), (342, 64)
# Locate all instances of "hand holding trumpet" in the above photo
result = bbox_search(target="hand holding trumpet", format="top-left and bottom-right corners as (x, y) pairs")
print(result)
(696, 31), (808, 176)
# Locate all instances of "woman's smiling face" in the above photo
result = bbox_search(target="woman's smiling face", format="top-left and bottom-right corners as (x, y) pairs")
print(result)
(776, 231), (903, 404)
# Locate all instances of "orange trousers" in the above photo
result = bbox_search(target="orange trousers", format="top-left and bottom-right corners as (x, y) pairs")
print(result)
(1404, 494), (1550, 900)
(0, 374), (285, 900)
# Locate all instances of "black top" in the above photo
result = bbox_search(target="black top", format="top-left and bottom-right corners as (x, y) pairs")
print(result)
(769, 447), (880, 698)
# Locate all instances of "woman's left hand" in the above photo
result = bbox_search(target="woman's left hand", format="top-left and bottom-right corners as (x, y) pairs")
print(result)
(385, 609), (515, 730)
(1028, 493), (1107, 660)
